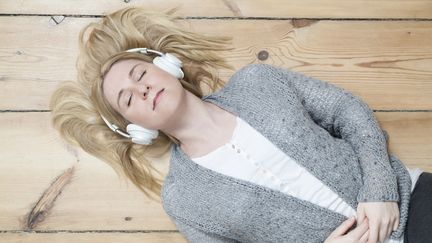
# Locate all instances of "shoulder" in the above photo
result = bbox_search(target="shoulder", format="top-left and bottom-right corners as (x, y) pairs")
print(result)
(230, 63), (302, 94)
(229, 63), (298, 86)
(232, 63), (277, 78)
(226, 63), (287, 88)
(239, 63), (296, 75)
(211, 63), (297, 101)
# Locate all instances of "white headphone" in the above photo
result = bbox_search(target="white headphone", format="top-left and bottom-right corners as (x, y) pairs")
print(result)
(100, 47), (184, 145)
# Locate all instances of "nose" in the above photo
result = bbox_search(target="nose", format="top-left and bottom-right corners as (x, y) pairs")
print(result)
(133, 83), (151, 100)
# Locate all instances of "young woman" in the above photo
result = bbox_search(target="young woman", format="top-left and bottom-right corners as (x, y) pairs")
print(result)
(49, 6), (430, 243)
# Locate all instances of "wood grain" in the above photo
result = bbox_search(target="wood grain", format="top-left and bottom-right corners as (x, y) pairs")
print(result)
(1, 1), (431, 242)
(1, 18), (431, 110)
(1, 0), (431, 18)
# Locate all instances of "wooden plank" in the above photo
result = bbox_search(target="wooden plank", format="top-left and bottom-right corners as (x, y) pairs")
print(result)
(1, 0), (431, 18)
(0, 112), (430, 232)
(1, 1), (431, 242)
(0, 232), (187, 243)
(0, 112), (172, 230)
(379, 112), (432, 170)
(1, 17), (431, 110)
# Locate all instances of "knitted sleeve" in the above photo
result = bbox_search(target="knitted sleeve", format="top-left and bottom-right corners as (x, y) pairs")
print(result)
(171, 216), (241, 243)
(252, 63), (399, 203)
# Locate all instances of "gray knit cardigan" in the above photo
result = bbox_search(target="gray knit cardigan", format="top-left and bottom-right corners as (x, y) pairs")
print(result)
(161, 63), (412, 243)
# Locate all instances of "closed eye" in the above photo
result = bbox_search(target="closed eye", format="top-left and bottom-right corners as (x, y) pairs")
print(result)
(138, 70), (146, 81)
(127, 94), (132, 106)
(127, 70), (146, 107)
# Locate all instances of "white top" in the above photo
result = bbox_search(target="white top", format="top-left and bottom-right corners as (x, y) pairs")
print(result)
(192, 116), (424, 243)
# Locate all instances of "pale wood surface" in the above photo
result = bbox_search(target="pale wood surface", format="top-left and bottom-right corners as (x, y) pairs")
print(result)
(0, 233), (186, 243)
(1, 0), (432, 18)
(1, 18), (432, 110)
(1, 1), (431, 242)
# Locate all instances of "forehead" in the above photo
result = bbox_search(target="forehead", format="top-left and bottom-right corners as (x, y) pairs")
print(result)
(103, 59), (143, 88)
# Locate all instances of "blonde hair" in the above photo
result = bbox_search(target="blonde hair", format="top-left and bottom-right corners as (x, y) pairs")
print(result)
(49, 6), (235, 202)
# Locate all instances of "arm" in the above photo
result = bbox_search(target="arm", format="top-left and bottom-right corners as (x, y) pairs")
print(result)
(258, 63), (399, 203)
(171, 216), (241, 243)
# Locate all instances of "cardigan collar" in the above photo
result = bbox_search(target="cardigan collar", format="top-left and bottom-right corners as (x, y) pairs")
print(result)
(172, 88), (283, 179)
(173, 84), (295, 168)
(168, 78), (360, 211)
(163, 89), (350, 240)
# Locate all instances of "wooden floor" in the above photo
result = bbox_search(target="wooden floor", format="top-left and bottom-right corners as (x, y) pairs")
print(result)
(1, 1), (431, 242)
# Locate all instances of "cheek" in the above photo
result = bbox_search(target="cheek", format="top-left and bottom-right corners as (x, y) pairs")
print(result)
(128, 99), (151, 120)
(131, 100), (149, 115)
(164, 88), (183, 112)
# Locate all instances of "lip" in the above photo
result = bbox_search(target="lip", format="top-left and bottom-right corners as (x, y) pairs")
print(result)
(153, 88), (164, 110)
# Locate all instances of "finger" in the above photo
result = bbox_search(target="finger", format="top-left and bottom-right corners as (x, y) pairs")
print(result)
(330, 217), (356, 237)
(357, 206), (365, 225)
(394, 204), (400, 231)
(351, 217), (369, 239)
(388, 217), (397, 238)
(379, 220), (391, 243)
(393, 214), (400, 231)
(369, 219), (379, 243)
(387, 219), (394, 240)
(360, 229), (370, 243)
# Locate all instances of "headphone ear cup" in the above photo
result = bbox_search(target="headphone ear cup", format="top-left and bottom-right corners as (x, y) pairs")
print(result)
(126, 123), (159, 145)
(153, 54), (184, 79)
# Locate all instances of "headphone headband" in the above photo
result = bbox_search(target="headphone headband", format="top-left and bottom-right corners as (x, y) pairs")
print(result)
(100, 115), (131, 138)
(126, 47), (164, 57)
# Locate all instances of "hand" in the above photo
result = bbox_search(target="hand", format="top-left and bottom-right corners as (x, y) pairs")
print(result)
(356, 201), (400, 243)
(324, 216), (369, 243)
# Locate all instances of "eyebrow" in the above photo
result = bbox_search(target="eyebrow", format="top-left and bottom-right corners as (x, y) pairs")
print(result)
(116, 63), (141, 110)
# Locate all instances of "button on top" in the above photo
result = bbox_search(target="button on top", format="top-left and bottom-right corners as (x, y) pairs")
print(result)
(230, 140), (283, 189)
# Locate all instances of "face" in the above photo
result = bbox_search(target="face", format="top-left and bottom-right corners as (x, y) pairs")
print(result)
(102, 58), (185, 130)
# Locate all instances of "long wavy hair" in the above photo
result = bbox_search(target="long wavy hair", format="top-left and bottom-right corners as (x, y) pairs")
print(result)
(49, 6), (235, 202)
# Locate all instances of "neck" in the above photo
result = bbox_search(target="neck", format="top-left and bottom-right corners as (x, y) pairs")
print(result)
(161, 90), (222, 152)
